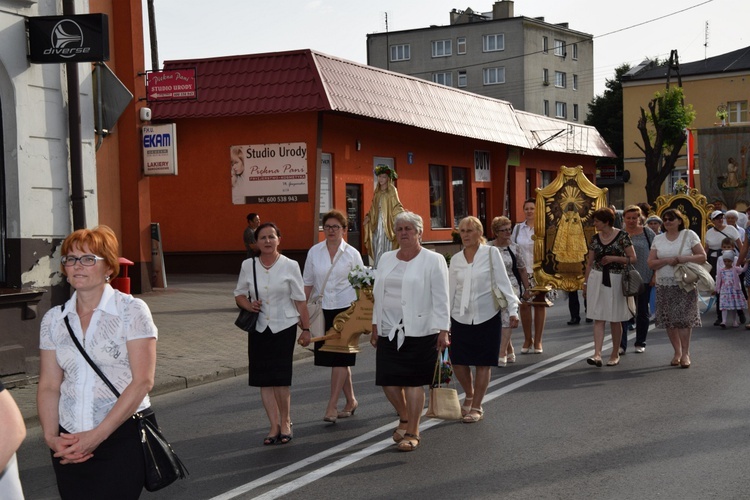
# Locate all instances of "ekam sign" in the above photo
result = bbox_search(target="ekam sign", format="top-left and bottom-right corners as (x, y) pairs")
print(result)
(146, 69), (197, 102)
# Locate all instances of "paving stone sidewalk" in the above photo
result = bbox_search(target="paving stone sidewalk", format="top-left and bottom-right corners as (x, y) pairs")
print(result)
(10, 274), (313, 427)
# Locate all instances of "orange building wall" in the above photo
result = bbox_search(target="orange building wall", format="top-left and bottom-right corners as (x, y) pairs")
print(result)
(149, 110), (598, 257)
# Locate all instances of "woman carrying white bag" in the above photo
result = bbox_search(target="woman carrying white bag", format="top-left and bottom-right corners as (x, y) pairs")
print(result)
(303, 210), (364, 423)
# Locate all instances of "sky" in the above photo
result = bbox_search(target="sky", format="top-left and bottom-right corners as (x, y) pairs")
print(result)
(141, 0), (747, 96)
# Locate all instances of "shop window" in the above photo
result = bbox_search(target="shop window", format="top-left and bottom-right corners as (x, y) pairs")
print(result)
(429, 164), (448, 228)
(452, 167), (468, 228)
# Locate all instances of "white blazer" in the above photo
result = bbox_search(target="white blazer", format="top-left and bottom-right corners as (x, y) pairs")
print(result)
(449, 245), (519, 324)
(372, 248), (451, 343)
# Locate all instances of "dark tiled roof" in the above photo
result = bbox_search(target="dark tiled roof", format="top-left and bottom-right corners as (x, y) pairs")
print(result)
(623, 45), (750, 82)
(151, 51), (330, 118)
(151, 49), (612, 157)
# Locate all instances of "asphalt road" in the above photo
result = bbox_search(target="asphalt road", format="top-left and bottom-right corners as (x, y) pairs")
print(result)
(16, 300), (750, 500)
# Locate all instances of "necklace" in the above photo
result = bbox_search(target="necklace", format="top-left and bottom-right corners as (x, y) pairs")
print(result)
(260, 254), (280, 270)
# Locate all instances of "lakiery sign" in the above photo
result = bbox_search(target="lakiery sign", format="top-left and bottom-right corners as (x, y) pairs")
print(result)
(27, 14), (110, 63)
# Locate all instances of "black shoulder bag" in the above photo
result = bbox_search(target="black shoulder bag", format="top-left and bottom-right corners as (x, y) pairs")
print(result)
(235, 257), (260, 332)
(63, 313), (188, 492)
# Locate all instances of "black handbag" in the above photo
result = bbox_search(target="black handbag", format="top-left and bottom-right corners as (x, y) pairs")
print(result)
(622, 261), (645, 297)
(235, 257), (259, 332)
(63, 315), (188, 492)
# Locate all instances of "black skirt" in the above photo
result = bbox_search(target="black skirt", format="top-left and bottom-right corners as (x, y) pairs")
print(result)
(52, 409), (157, 500)
(376, 333), (438, 387)
(248, 324), (296, 387)
(450, 312), (502, 367)
(314, 307), (357, 367)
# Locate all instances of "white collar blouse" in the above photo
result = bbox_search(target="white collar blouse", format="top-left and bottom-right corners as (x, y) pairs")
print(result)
(39, 284), (158, 433)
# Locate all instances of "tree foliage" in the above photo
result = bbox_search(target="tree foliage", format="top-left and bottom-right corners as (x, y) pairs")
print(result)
(586, 64), (630, 169)
(635, 86), (696, 204)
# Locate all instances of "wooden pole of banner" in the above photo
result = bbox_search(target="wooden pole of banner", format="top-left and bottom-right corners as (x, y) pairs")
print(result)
(63, 0), (86, 230)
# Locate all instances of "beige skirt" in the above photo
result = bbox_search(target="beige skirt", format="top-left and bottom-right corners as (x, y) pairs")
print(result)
(585, 269), (634, 322)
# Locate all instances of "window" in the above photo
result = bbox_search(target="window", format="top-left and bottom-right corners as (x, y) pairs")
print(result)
(483, 34), (504, 52)
(452, 167), (469, 228)
(429, 165), (448, 228)
(432, 72), (453, 86)
(573, 104), (579, 121)
(555, 101), (567, 118)
(573, 74), (578, 90)
(542, 68), (549, 85)
(319, 153), (333, 225)
(555, 71), (566, 88)
(541, 170), (554, 187)
(432, 39), (452, 57)
(572, 43), (578, 60)
(554, 39), (566, 57)
(457, 36), (466, 54)
(542, 36), (548, 54)
(390, 44), (410, 62)
(668, 169), (688, 195)
(543, 100), (549, 116)
(474, 151), (490, 182)
(458, 70), (467, 87)
(483, 67), (505, 85)
(728, 101), (748, 123)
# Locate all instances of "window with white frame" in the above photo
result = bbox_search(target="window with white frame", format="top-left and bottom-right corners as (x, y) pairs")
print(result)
(542, 68), (549, 85)
(555, 71), (566, 88)
(457, 36), (466, 54)
(458, 70), (467, 87)
(728, 100), (748, 123)
(572, 43), (578, 60)
(483, 67), (505, 85)
(432, 39), (452, 57)
(390, 44), (410, 62)
(483, 34), (504, 52)
(432, 72), (453, 86)
(542, 36), (548, 53)
(543, 100), (550, 116)
(554, 39), (566, 57)
(555, 101), (567, 118)
(573, 74), (578, 90)
(429, 165), (448, 228)
(573, 104), (579, 121)
(668, 169), (688, 194)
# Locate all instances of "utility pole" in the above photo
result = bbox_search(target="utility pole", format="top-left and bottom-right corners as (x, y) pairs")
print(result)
(147, 0), (160, 70)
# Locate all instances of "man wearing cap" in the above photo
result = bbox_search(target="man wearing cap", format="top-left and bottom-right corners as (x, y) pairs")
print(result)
(705, 210), (742, 325)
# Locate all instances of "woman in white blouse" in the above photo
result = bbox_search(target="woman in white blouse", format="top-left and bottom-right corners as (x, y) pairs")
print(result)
(303, 210), (364, 423)
(38, 226), (158, 499)
(513, 199), (548, 353)
(450, 217), (519, 423)
(235, 223), (311, 446)
(369, 212), (451, 452)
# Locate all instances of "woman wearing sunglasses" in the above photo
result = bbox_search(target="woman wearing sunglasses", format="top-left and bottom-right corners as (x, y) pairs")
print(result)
(648, 209), (707, 368)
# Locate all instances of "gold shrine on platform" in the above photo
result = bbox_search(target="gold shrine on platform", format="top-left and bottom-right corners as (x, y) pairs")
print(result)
(531, 165), (608, 298)
(652, 188), (712, 242)
(309, 288), (373, 353)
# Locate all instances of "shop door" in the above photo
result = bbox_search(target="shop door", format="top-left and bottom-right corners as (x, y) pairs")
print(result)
(346, 184), (362, 254)
(477, 188), (488, 238)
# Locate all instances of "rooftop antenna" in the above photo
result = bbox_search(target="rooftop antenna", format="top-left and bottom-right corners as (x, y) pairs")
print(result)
(385, 12), (389, 70)
(704, 21), (709, 59)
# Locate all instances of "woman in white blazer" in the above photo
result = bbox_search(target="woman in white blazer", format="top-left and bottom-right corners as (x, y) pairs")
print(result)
(235, 222), (311, 446)
(450, 217), (519, 423)
(369, 212), (451, 452)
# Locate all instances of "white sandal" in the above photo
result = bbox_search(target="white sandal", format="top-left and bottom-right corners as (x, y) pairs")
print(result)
(461, 398), (473, 417)
(462, 407), (484, 423)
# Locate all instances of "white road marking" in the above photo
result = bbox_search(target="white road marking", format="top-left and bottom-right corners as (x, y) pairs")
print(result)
(211, 331), (638, 499)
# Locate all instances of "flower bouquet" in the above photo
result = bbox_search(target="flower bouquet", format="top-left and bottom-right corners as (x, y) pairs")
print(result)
(348, 265), (374, 289)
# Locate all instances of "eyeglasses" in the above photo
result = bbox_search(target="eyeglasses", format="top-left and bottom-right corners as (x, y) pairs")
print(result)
(323, 225), (342, 231)
(61, 255), (105, 267)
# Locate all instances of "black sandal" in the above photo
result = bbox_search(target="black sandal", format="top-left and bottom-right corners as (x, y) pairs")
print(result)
(263, 433), (279, 446)
(279, 432), (293, 444)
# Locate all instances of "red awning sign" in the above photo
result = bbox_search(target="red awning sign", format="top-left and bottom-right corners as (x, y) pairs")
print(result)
(146, 68), (196, 102)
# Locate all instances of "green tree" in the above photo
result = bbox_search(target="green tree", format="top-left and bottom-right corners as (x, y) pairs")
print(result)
(635, 86), (695, 204)
(586, 64), (630, 169)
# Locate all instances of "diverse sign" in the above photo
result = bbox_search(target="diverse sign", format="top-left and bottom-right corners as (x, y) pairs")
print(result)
(231, 143), (309, 204)
(27, 14), (109, 63)
(146, 69), (197, 102)
(143, 124), (178, 176)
